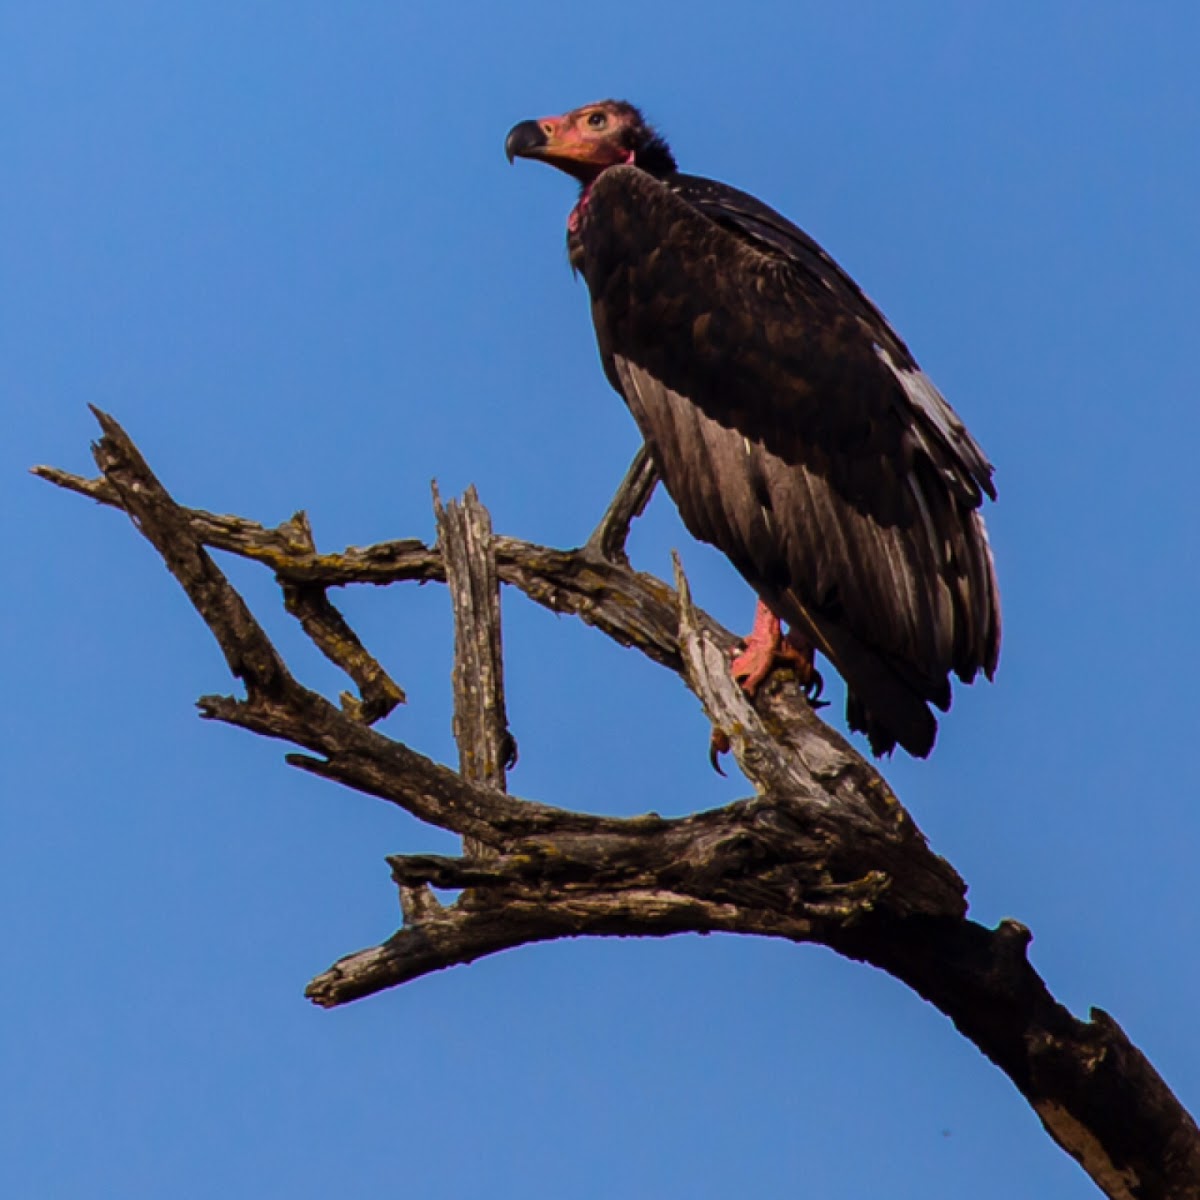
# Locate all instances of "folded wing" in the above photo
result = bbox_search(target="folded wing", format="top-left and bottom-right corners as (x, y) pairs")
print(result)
(578, 166), (1000, 756)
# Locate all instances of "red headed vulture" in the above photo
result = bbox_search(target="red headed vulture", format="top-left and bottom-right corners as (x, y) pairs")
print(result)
(506, 100), (1000, 758)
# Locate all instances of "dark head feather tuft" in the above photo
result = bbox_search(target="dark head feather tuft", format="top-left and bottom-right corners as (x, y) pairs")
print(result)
(605, 100), (678, 175)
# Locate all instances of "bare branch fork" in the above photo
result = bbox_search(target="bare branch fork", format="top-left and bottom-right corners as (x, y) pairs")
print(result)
(36, 411), (1199, 1199)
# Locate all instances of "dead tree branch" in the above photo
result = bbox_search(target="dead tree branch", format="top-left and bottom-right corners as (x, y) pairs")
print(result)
(434, 481), (517, 861)
(34, 412), (1200, 1199)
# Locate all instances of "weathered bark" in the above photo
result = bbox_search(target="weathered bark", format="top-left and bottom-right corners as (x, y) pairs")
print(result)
(434, 483), (516, 861)
(35, 410), (1200, 1199)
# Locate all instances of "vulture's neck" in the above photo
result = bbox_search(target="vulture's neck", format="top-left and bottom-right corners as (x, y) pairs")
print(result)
(568, 138), (678, 233)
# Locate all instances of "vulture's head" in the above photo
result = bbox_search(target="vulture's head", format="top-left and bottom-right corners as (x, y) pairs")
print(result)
(505, 100), (676, 183)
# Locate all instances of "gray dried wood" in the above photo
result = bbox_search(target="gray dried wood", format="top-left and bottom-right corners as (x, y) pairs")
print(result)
(435, 482), (516, 860)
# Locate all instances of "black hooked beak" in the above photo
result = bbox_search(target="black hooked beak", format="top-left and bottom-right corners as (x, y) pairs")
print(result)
(505, 120), (548, 163)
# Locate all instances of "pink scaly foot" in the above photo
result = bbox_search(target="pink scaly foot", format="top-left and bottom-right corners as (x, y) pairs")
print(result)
(711, 600), (825, 773)
(724, 604), (820, 700)
(730, 600), (785, 693)
(730, 599), (824, 696)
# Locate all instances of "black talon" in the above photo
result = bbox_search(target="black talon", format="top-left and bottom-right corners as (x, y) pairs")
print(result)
(708, 729), (730, 775)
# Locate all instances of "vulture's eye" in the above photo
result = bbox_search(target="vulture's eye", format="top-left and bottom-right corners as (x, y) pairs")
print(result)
(586, 111), (608, 129)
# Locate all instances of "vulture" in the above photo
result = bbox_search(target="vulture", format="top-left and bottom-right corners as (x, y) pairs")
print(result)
(505, 100), (1000, 758)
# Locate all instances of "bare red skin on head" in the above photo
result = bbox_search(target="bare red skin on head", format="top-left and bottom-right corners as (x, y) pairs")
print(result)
(530, 102), (642, 184)
(515, 100), (671, 234)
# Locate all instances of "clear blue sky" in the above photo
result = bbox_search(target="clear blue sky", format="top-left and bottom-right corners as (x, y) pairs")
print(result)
(4, 3), (1198, 1196)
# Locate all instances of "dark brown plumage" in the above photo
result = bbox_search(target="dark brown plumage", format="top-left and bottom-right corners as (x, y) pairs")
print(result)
(506, 101), (1000, 757)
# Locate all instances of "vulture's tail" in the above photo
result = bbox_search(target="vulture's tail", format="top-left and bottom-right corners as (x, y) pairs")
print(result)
(772, 587), (943, 759)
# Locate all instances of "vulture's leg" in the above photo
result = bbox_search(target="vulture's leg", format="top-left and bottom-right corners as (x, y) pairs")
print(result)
(730, 600), (822, 698)
(730, 600), (785, 693)
(712, 601), (825, 772)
